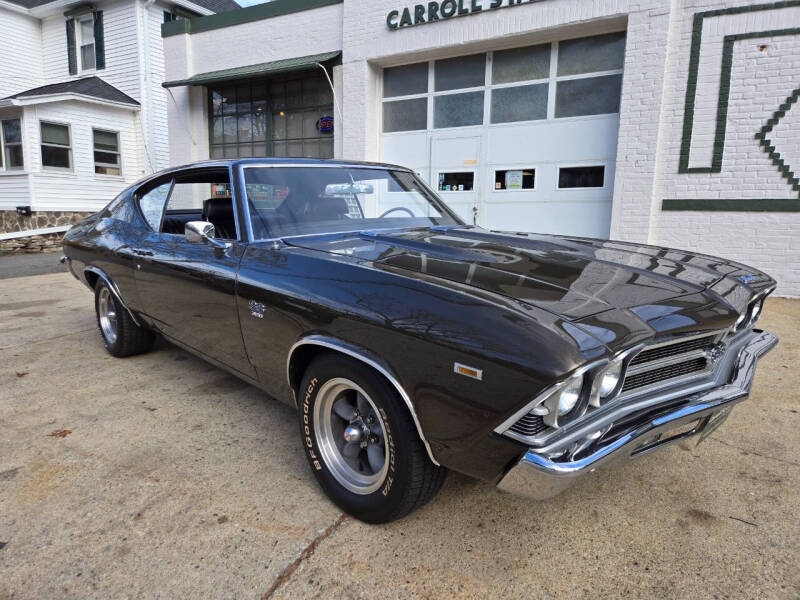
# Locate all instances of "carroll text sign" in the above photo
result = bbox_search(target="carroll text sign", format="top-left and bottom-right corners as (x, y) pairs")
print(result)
(386, 0), (545, 29)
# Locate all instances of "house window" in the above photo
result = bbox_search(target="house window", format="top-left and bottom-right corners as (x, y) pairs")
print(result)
(67, 12), (103, 75)
(93, 129), (120, 175)
(40, 122), (72, 169)
(1, 119), (24, 170)
(78, 17), (96, 71)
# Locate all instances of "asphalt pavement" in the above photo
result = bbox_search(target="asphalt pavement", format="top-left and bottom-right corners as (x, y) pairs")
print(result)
(0, 252), (66, 279)
(1, 272), (798, 599)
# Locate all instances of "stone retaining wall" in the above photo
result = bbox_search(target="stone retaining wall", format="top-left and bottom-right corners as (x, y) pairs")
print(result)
(0, 233), (64, 254)
(0, 210), (92, 255)
(0, 210), (92, 234)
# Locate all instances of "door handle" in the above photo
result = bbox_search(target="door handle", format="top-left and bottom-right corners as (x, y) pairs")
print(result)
(133, 249), (153, 257)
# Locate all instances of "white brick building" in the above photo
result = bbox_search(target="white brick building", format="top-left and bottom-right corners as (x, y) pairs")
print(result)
(162, 0), (800, 296)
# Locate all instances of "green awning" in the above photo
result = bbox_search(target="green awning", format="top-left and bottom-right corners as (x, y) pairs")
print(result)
(162, 50), (341, 88)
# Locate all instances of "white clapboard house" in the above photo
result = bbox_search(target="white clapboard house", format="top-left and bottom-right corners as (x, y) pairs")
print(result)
(0, 0), (239, 242)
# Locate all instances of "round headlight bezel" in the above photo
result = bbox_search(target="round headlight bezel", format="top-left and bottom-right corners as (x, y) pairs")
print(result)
(555, 377), (582, 415)
(599, 360), (623, 398)
(542, 374), (588, 427)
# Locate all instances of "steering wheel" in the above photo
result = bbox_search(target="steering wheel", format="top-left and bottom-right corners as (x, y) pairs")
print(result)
(379, 206), (415, 218)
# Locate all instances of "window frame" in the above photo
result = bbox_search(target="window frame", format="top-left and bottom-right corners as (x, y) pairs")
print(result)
(207, 73), (334, 160)
(39, 120), (73, 171)
(0, 117), (24, 172)
(380, 30), (626, 134)
(133, 168), (241, 241)
(556, 164), (607, 191)
(435, 170), (476, 193)
(490, 166), (538, 193)
(76, 14), (96, 73)
(92, 128), (122, 177)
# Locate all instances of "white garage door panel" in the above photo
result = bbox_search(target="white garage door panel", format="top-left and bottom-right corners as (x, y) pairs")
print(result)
(380, 132), (428, 179)
(486, 116), (620, 164)
(483, 200), (612, 238)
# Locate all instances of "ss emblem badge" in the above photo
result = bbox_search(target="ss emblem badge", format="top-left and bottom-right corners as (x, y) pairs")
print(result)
(248, 299), (265, 319)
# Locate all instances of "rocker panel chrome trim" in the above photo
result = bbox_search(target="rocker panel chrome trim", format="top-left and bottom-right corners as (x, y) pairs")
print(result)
(286, 335), (440, 466)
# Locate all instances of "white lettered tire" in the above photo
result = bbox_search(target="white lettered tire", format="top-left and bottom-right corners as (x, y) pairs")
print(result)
(298, 353), (447, 523)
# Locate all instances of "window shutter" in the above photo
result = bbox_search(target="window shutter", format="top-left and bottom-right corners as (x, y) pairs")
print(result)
(66, 18), (77, 75)
(93, 11), (105, 70)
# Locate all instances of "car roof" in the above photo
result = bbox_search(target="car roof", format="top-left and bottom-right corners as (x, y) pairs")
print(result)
(168, 158), (413, 173)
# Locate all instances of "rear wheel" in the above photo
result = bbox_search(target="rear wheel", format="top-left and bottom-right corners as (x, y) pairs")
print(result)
(94, 279), (155, 357)
(298, 354), (447, 523)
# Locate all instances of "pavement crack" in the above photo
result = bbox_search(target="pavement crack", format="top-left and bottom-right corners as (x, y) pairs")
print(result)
(709, 438), (800, 468)
(260, 513), (347, 600)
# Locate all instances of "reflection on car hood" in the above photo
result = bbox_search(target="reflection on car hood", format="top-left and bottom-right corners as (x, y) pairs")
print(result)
(285, 227), (774, 321)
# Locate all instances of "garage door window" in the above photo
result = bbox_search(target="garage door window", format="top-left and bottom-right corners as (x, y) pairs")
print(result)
(494, 168), (535, 190)
(381, 31), (625, 132)
(558, 166), (605, 189)
(555, 32), (625, 118)
(438, 172), (474, 192)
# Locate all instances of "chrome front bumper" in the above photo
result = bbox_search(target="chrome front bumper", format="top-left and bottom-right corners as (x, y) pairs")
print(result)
(496, 329), (778, 500)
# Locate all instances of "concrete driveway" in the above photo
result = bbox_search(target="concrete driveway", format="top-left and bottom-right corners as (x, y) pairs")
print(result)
(1, 272), (798, 599)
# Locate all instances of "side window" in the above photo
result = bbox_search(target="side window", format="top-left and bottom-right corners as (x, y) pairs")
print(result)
(165, 172), (236, 239)
(138, 182), (172, 231)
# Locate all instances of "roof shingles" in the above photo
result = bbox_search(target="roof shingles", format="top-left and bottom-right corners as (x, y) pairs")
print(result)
(5, 76), (139, 106)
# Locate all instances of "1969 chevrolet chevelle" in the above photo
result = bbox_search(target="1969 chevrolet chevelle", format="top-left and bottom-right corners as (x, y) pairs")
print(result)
(63, 159), (778, 523)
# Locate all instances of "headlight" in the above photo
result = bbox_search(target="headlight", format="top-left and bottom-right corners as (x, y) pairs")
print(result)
(541, 375), (586, 427)
(555, 377), (582, 415)
(599, 360), (622, 398)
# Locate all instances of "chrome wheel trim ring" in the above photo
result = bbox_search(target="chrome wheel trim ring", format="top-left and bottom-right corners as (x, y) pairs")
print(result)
(313, 378), (390, 495)
(97, 286), (118, 345)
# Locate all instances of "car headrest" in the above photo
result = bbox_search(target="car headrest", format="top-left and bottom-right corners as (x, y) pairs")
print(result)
(203, 197), (234, 222)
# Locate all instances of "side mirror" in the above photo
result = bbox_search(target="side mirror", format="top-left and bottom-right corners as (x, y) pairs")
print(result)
(185, 221), (231, 251)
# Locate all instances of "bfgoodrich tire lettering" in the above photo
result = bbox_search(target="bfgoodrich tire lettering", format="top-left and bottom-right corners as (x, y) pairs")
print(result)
(298, 353), (447, 523)
(93, 279), (155, 358)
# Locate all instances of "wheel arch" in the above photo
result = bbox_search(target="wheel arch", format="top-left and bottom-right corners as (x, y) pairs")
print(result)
(84, 265), (141, 327)
(287, 335), (440, 466)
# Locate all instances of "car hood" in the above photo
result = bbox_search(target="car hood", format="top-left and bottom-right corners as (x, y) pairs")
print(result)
(284, 227), (773, 321)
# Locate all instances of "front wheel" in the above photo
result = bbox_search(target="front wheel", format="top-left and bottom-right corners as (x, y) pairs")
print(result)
(298, 354), (447, 523)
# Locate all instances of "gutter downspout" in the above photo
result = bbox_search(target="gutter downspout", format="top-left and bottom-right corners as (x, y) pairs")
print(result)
(137, 0), (156, 173)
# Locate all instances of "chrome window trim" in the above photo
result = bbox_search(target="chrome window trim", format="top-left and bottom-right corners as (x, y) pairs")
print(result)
(286, 335), (440, 466)
(236, 162), (463, 244)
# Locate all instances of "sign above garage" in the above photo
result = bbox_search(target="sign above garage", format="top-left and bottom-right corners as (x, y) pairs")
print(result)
(386, 0), (546, 30)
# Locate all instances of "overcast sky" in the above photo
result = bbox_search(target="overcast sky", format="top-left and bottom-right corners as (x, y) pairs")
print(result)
(236, 0), (271, 6)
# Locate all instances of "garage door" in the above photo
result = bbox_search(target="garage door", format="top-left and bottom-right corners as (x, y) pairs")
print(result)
(380, 32), (625, 238)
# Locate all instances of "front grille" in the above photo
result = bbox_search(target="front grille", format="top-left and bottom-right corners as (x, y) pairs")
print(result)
(629, 334), (716, 366)
(621, 357), (707, 393)
(509, 412), (548, 437)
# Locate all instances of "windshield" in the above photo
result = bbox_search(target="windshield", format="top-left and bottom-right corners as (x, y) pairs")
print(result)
(243, 166), (463, 239)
